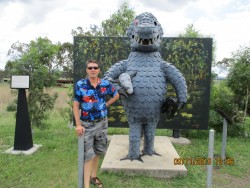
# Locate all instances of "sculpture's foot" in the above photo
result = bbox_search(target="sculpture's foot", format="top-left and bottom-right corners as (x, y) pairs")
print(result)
(120, 155), (143, 162)
(141, 150), (161, 157)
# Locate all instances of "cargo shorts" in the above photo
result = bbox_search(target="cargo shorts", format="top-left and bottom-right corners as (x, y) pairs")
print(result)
(81, 118), (108, 161)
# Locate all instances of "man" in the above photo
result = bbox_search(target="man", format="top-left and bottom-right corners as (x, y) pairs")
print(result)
(73, 59), (119, 188)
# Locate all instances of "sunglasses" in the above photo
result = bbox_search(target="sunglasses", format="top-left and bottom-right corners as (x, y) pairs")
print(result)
(87, 67), (99, 70)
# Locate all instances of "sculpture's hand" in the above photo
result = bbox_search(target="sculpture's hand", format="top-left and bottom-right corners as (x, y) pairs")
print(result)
(118, 86), (130, 98)
(177, 102), (185, 110)
(119, 73), (135, 95)
(161, 97), (180, 119)
(107, 72), (136, 98)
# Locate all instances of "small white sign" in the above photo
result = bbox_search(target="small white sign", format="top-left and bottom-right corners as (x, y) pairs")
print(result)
(11, 75), (30, 89)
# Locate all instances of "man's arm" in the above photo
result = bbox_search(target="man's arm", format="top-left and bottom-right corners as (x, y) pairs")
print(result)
(106, 93), (119, 107)
(73, 101), (84, 136)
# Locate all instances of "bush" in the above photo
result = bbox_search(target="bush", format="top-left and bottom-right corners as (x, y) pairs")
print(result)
(59, 85), (73, 125)
(209, 81), (245, 135)
(209, 109), (223, 132)
(6, 100), (17, 112)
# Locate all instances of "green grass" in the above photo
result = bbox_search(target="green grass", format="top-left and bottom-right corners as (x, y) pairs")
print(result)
(0, 83), (250, 187)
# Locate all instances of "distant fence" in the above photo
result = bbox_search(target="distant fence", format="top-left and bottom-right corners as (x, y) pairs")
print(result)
(56, 78), (73, 84)
(2, 78), (10, 83)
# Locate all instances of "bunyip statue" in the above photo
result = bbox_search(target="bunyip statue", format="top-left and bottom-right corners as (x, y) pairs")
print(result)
(104, 12), (187, 162)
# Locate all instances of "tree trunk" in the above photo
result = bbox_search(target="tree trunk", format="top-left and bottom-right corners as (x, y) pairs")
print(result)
(244, 86), (249, 121)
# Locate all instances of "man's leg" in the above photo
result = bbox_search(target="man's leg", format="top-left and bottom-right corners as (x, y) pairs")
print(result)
(91, 155), (100, 178)
(84, 159), (93, 188)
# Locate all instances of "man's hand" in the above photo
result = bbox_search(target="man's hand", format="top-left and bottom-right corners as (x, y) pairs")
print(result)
(75, 125), (85, 136)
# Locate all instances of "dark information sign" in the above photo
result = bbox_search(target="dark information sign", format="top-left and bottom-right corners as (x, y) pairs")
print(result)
(73, 36), (212, 130)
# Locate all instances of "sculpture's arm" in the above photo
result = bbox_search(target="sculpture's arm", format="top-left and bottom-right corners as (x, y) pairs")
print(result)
(161, 61), (187, 109)
(103, 60), (128, 94)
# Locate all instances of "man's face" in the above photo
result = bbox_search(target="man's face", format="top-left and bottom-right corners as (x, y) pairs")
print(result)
(86, 62), (100, 78)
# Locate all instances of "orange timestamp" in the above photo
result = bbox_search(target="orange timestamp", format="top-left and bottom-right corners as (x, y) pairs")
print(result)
(214, 157), (234, 165)
(174, 157), (234, 166)
(174, 157), (212, 165)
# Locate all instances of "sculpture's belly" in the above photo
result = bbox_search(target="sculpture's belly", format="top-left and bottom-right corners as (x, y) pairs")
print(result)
(123, 62), (166, 120)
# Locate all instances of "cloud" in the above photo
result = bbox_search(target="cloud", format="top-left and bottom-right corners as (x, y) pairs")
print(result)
(134, 0), (197, 12)
(0, 0), (33, 4)
(19, 0), (67, 28)
(0, 0), (250, 70)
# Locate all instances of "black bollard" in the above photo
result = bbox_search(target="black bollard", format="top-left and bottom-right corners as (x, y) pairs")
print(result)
(14, 89), (33, 150)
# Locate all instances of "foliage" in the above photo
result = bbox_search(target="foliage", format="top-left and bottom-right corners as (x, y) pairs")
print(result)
(179, 24), (204, 38)
(210, 82), (241, 122)
(101, 2), (135, 36)
(71, 2), (135, 37)
(179, 24), (216, 65)
(216, 57), (233, 72)
(58, 84), (74, 125)
(227, 45), (250, 120)
(209, 81), (246, 135)
(71, 25), (103, 37)
(5, 37), (63, 128)
(6, 99), (17, 112)
(57, 42), (74, 80)
(0, 69), (5, 82)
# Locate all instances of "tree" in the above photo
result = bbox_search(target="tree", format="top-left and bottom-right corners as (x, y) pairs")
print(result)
(71, 25), (102, 37)
(72, 2), (135, 37)
(227, 45), (250, 120)
(216, 57), (233, 71)
(5, 37), (64, 128)
(0, 69), (4, 82)
(57, 42), (73, 80)
(179, 24), (216, 64)
(179, 24), (203, 38)
(101, 2), (135, 36)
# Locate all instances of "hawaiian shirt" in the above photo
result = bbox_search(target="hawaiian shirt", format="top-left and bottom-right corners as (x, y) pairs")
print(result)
(74, 78), (118, 121)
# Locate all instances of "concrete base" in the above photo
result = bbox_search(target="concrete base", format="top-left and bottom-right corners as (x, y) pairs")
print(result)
(101, 135), (187, 178)
(5, 144), (42, 155)
(169, 137), (191, 145)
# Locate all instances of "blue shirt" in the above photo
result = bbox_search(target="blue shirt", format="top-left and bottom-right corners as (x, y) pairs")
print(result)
(74, 78), (118, 121)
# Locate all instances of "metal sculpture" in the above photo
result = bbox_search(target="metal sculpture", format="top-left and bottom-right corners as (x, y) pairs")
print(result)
(104, 12), (187, 161)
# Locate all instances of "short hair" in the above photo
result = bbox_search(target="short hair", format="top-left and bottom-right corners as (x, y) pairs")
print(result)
(86, 59), (100, 67)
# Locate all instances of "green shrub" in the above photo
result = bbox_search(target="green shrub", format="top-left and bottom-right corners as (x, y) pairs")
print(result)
(209, 81), (245, 135)
(6, 100), (17, 112)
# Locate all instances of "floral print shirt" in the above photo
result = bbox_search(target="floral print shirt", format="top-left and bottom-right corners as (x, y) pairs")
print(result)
(74, 78), (117, 121)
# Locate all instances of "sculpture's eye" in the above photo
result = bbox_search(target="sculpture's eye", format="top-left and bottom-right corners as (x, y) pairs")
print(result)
(134, 19), (139, 26)
(154, 21), (157, 26)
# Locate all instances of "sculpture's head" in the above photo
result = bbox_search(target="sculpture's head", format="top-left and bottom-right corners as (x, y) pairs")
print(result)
(126, 12), (163, 52)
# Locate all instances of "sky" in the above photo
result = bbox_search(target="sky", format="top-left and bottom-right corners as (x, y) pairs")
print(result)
(0, 0), (250, 77)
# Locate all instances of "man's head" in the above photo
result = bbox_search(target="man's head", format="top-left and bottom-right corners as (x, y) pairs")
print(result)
(86, 59), (100, 79)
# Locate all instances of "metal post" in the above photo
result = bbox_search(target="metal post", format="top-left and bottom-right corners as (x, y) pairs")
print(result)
(221, 118), (227, 160)
(172, 129), (180, 138)
(207, 129), (215, 188)
(78, 134), (84, 188)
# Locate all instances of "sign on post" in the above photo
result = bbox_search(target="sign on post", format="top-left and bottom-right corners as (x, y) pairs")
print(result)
(11, 75), (30, 89)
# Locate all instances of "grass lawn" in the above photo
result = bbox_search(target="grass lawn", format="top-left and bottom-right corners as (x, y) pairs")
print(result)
(0, 83), (249, 188)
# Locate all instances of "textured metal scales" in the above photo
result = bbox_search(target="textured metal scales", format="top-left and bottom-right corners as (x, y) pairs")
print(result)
(104, 12), (187, 161)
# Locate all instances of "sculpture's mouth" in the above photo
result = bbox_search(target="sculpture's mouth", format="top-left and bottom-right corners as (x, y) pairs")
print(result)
(132, 35), (159, 46)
